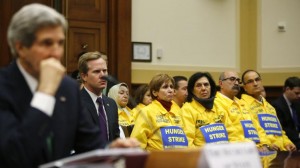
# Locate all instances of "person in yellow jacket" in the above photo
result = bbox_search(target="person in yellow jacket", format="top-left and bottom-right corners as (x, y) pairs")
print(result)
(130, 74), (188, 151)
(241, 69), (296, 151)
(131, 84), (152, 120)
(215, 71), (272, 150)
(108, 83), (134, 137)
(181, 72), (244, 148)
(216, 71), (276, 168)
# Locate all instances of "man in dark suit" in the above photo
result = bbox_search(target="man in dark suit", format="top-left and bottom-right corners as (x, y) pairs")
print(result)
(78, 51), (120, 142)
(272, 77), (300, 150)
(0, 4), (138, 168)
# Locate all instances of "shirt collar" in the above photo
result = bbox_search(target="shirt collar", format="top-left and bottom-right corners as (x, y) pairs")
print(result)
(283, 94), (292, 106)
(16, 59), (37, 94)
(84, 87), (103, 103)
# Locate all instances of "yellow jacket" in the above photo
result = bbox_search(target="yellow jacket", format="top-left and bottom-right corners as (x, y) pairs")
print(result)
(181, 98), (244, 148)
(130, 100), (188, 151)
(241, 94), (293, 151)
(215, 92), (270, 147)
(132, 103), (146, 120)
(118, 106), (134, 126)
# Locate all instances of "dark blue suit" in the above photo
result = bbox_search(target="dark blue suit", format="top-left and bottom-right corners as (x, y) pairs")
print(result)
(0, 61), (104, 168)
(272, 95), (300, 150)
(80, 88), (120, 142)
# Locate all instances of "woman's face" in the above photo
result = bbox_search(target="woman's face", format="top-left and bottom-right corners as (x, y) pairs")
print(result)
(117, 85), (129, 107)
(193, 77), (211, 99)
(153, 80), (174, 102)
(142, 90), (152, 105)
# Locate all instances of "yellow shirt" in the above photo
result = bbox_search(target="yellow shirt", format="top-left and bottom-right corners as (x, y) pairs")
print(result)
(215, 92), (270, 147)
(241, 94), (293, 151)
(181, 98), (244, 148)
(132, 103), (146, 120)
(130, 100), (188, 151)
(118, 106), (134, 126)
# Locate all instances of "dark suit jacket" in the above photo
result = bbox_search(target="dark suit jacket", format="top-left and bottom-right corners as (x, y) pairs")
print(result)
(0, 61), (104, 168)
(272, 95), (300, 149)
(80, 88), (120, 141)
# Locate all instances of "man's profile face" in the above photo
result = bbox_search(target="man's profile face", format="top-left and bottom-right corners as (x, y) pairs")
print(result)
(220, 71), (240, 98)
(17, 26), (65, 78)
(174, 80), (188, 103)
(286, 86), (300, 102)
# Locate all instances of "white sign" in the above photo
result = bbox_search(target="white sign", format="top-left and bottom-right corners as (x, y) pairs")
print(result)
(198, 142), (262, 168)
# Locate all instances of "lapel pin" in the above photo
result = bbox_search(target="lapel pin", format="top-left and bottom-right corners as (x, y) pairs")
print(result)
(60, 96), (66, 102)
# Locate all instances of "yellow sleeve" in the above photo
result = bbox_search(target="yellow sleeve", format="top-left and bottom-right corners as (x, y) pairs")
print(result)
(181, 105), (197, 148)
(130, 108), (152, 149)
(220, 107), (247, 143)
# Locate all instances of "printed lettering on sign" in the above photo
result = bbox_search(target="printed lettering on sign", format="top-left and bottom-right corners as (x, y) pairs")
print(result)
(258, 114), (282, 136)
(160, 126), (188, 149)
(199, 123), (229, 144)
(240, 120), (260, 143)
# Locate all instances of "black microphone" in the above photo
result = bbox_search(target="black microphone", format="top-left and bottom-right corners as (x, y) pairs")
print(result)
(101, 75), (119, 85)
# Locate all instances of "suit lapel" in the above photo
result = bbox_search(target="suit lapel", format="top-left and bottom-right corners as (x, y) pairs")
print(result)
(9, 61), (53, 161)
(102, 96), (111, 120)
(10, 61), (33, 119)
(81, 89), (99, 125)
(280, 95), (294, 124)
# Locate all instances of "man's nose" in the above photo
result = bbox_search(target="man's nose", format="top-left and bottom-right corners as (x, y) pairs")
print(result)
(50, 44), (63, 59)
(168, 87), (174, 92)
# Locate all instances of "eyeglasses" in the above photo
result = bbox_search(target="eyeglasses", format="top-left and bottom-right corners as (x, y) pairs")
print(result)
(244, 77), (262, 85)
(222, 77), (242, 84)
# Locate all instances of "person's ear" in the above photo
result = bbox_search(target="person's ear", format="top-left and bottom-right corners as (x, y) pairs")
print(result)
(219, 80), (223, 88)
(15, 41), (27, 58)
(80, 72), (87, 83)
(173, 89), (177, 95)
(152, 90), (158, 97)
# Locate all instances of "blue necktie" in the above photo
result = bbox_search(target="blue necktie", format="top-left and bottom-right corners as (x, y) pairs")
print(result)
(96, 97), (108, 142)
(291, 104), (300, 131)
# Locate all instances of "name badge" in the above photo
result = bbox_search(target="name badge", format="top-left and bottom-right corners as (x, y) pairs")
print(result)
(199, 142), (262, 168)
(199, 123), (229, 144)
(240, 120), (260, 143)
(258, 114), (282, 136)
(160, 126), (188, 149)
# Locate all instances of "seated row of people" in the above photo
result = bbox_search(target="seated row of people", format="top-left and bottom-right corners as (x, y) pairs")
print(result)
(76, 51), (299, 156)
(126, 71), (299, 154)
(123, 71), (299, 168)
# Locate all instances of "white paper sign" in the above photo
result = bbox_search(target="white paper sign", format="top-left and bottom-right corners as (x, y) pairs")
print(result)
(198, 142), (262, 168)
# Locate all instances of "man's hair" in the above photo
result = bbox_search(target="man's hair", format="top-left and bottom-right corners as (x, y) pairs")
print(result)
(284, 77), (300, 90)
(187, 72), (216, 102)
(78, 51), (108, 74)
(241, 69), (261, 84)
(7, 3), (67, 57)
(219, 72), (226, 81)
(173, 76), (187, 90)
